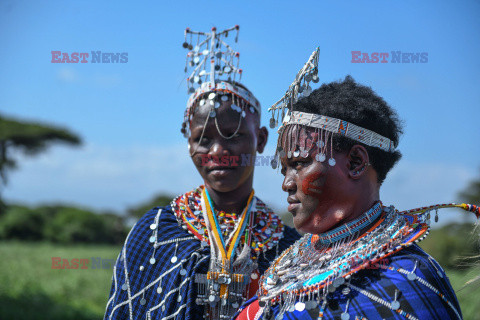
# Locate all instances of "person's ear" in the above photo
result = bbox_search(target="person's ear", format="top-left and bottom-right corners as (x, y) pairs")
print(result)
(347, 145), (369, 179)
(256, 126), (268, 154)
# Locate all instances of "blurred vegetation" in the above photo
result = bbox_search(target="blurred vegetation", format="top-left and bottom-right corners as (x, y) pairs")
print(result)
(458, 168), (480, 205)
(127, 193), (173, 219)
(419, 222), (479, 269)
(0, 241), (121, 320)
(0, 204), (127, 244)
(0, 113), (81, 214)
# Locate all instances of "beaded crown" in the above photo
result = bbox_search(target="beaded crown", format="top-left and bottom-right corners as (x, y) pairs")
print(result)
(181, 26), (260, 138)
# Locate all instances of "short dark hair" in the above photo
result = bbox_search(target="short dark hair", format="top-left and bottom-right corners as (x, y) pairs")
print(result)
(293, 75), (403, 184)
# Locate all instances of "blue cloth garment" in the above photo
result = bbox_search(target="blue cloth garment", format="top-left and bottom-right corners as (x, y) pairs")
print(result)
(104, 203), (300, 320)
(234, 244), (462, 320)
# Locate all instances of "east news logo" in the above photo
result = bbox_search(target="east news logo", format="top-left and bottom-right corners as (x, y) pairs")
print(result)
(351, 51), (428, 63)
(51, 51), (128, 63)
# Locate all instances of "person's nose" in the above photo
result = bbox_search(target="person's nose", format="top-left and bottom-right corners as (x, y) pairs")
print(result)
(282, 170), (297, 194)
(209, 139), (230, 158)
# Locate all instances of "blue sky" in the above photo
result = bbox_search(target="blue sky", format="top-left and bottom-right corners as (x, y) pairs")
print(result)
(1, 0), (479, 225)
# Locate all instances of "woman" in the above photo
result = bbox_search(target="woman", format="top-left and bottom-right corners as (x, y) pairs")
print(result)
(235, 49), (479, 320)
(104, 26), (300, 320)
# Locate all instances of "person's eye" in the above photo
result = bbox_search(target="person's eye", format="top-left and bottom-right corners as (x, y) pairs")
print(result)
(292, 161), (307, 170)
(195, 136), (210, 145)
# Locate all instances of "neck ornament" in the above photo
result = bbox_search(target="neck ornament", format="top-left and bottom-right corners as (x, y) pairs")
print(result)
(317, 202), (382, 245)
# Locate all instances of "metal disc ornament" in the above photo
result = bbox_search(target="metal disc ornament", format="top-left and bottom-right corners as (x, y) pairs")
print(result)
(171, 256), (178, 263)
(269, 117), (275, 128)
(391, 300), (400, 310)
(295, 302), (306, 312)
(341, 313), (350, 320)
(328, 158), (336, 166)
(271, 158), (278, 169)
(407, 273), (417, 280)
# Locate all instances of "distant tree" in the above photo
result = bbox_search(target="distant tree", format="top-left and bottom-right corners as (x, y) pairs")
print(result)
(128, 194), (173, 220)
(0, 113), (81, 212)
(458, 168), (480, 205)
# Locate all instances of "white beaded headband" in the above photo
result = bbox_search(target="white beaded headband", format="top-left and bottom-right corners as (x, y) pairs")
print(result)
(282, 111), (395, 152)
(181, 26), (260, 139)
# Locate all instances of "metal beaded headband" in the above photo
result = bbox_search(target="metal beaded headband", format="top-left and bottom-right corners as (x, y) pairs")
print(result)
(268, 47), (396, 169)
(283, 111), (395, 152)
(181, 25), (260, 139)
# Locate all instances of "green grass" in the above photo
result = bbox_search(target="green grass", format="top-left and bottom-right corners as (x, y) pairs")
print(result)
(444, 266), (480, 320)
(0, 241), (479, 319)
(0, 241), (121, 320)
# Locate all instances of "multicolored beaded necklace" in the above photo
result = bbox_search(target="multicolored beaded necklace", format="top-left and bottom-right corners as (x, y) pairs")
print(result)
(256, 202), (479, 319)
(171, 185), (285, 320)
(172, 185), (285, 256)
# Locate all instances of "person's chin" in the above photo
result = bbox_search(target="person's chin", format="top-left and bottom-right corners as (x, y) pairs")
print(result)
(205, 169), (240, 192)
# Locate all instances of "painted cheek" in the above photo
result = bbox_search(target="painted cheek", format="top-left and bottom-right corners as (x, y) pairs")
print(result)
(301, 171), (325, 196)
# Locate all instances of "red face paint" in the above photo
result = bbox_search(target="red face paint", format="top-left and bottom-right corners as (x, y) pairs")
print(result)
(302, 171), (325, 196)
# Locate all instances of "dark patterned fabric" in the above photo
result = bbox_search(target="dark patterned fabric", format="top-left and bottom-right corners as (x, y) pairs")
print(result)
(234, 244), (462, 320)
(104, 203), (300, 320)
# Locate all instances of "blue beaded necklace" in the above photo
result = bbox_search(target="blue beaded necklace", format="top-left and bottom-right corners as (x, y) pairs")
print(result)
(317, 202), (382, 245)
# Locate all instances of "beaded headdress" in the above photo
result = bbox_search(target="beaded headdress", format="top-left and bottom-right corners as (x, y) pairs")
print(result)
(180, 26), (261, 140)
(269, 47), (396, 169)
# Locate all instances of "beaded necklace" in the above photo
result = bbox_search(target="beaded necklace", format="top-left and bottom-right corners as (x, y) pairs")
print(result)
(256, 202), (479, 319)
(171, 186), (286, 320)
(172, 185), (285, 255)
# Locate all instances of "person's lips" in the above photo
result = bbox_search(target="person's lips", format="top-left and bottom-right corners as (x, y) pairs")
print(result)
(287, 196), (300, 213)
(206, 165), (236, 172)
(206, 165), (236, 178)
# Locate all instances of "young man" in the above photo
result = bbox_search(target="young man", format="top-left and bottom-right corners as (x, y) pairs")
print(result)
(104, 26), (300, 320)
(235, 49), (479, 320)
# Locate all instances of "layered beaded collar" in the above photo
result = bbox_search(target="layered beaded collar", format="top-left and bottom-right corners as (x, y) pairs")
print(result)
(317, 202), (382, 245)
(258, 205), (416, 311)
(257, 202), (479, 316)
(172, 185), (285, 255)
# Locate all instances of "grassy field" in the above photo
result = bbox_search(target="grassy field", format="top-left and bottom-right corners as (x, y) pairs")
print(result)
(0, 241), (121, 320)
(0, 241), (479, 320)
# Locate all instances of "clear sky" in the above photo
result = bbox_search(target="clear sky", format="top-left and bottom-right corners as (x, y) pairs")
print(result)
(1, 0), (479, 226)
